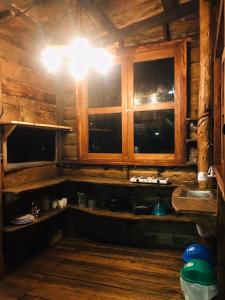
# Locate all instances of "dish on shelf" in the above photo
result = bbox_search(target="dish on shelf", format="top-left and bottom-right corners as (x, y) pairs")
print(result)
(11, 214), (34, 225)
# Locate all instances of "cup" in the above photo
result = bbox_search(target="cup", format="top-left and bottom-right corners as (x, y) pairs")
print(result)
(52, 200), (58, 209)
(198, 172), (208, 189)
(77, 192), (86, 207)
(88, 199), (95, 210)
(61, 197), (68, 207)
(58, 200), (64, 209)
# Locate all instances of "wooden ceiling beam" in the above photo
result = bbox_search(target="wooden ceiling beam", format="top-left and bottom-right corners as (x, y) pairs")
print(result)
(163, 23), (170, 41)
(103, 0), (198, 45)
(161, 0), (179, 41)
(161, 0), (179, 12)
(79, 0), (117, 33)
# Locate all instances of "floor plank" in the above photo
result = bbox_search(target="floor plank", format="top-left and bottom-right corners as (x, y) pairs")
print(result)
(0, 236), (184, 299)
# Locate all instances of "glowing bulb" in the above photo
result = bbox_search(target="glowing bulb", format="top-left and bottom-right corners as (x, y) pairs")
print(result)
(41, 46), (68, 73)
(69, 60), (88, 80)
(91, 48), (114, 74)
(68, 37), (92, 79)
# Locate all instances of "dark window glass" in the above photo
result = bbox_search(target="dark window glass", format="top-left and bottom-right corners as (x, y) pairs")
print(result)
(134, 110), (174, 153)
(7, 128), (55, 163)
(134, 58), (174, 105)
(88, 114), (122, 153)
(88, 65), (121, 108)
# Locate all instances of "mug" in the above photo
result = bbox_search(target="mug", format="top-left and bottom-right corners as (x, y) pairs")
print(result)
(77, 192), (86, 207)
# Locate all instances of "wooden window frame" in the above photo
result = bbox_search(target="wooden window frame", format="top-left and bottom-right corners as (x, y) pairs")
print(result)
(76, 40), (187, 166)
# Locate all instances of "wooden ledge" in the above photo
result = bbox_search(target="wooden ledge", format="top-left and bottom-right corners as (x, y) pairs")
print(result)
(3, 176), (193, 195)
(70, 205), (192, 222)
(3, 208), (67, 233)
(0, 121), (72, 133)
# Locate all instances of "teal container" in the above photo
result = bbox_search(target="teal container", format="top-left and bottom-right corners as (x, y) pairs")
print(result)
(180, 259), (216, 286)
(152, 201), (167, 216)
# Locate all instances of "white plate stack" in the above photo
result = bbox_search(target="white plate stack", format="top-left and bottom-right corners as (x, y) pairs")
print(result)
(11, 214), (34, 225)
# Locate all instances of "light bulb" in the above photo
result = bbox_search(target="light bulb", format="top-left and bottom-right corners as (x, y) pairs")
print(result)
(91, 48), (114, 74)
(41, 46), (68, 73)
(68, 37), (92, 79)
(69, 60), (88, 80)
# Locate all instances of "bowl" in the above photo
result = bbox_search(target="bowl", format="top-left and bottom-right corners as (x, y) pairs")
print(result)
(180, 259), (216, 286)
(183, 244), (213, 263)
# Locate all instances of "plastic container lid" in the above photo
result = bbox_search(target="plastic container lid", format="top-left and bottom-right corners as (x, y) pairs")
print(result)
(183, 244), (213, 263)
(180, 259), (217, 286)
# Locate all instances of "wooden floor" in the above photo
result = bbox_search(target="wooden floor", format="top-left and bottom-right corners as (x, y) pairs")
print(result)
(0, 236), (184, 299)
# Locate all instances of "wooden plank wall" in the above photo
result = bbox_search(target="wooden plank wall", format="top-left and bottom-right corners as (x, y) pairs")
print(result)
(60, 14), (199, 181)
(0, 18), (58, 187)
(0, 21), (57, 124)
(61, 78), (77, 161)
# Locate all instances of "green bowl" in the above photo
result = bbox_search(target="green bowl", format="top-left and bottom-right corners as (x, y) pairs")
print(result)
(180, 259), (217, 286)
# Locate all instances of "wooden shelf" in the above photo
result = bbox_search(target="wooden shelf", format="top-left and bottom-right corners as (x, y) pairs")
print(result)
(4, 161), (56, 173)
(70, 205), (192, 222)
(0, 121), (72, 132)
(3, 178), (66, 195)
(3, 208), (67, 233)
(3, 176), (187, 195)
(67, 176), (178, 188)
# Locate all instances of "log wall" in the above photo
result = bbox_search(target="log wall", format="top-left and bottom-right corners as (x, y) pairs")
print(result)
(0, 18), (58, 187)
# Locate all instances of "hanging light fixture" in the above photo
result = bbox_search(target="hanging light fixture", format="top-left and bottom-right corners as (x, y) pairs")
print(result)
(41, 1), (114, 79)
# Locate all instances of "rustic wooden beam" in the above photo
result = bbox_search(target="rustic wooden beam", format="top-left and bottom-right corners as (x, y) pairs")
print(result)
(79, 0), (117, 33)
(103, 0), (198, 45)
(198, 0), (214, 173)
(163, 23), (170, 41)
(161, 0), (179, 41)
(161, 0), (179, 11)
(0, 3), (37, 27)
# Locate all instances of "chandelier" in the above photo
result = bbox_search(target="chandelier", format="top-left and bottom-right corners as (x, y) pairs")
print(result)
(41, 1), (114, 80)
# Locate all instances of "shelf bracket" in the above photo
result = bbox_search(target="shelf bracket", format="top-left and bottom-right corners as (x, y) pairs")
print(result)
(2, 125), (16, 142)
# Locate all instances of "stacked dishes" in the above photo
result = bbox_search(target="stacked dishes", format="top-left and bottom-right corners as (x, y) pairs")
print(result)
(11, 214), (34, 225)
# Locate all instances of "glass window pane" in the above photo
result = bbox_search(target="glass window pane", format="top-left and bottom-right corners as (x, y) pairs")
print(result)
(88, 65), (121, 108)
(134, 58), (174, 105)
(134, 110), (174, 153)
(89, 114), (122, 153)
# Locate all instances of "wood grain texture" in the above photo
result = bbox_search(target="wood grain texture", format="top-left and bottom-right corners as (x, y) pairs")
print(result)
(0, 236), (184, 299)
(3, 165), (58, 188)
(198, 0), (214, 173)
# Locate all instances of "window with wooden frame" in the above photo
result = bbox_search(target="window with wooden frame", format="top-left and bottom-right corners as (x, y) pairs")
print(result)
(76, 40), (187, 166)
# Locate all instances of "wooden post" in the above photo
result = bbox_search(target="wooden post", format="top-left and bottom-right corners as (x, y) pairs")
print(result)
(0, 128), (3, 277)
(198, 0), (214, 173)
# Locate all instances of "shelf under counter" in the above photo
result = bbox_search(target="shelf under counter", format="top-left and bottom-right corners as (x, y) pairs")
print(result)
(70, 205), (192, 222)
(2, 208), (67, 233)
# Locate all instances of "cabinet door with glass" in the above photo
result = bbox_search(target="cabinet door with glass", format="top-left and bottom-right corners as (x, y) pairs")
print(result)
(76, 40), (187, 165)
(76, 57), (126, 162)
(127, 42), (187, 164)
